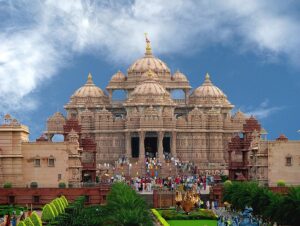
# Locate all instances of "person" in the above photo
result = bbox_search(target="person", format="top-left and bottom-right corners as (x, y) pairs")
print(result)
(5, 213), (11, 226)
(206, 200), (210, 209)
(20, 211), (25, 221)
(11, 213), (17, 226)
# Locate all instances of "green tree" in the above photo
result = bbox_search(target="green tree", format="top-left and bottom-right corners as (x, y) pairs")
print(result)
(103, 182), (153, 226)
(30, 211), (42, 226)
(280, 186), (300, 225)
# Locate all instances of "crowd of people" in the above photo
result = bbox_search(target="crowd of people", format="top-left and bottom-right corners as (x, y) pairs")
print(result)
(129, 174), (210, 193)
(1, 210), (26, 226)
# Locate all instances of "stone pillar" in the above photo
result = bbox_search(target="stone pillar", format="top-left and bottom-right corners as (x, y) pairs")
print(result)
(139, 131), (145, 161)
(108, 90), (113, 102)
(158, 131), (164, 161)
(184, 89), (189, 104)
(125, 132), (131, 158)
(171, 131), (177, 157)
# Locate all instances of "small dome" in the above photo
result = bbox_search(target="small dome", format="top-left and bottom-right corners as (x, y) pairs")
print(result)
(72, 73), (106, 98)
(189, 73), (232, 107)
(110, 70), (126, 82)
(191, 73), (226, 98)
(173, 70), (188, 81)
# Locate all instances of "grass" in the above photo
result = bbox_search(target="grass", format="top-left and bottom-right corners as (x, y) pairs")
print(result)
(167, 219), (217, 226)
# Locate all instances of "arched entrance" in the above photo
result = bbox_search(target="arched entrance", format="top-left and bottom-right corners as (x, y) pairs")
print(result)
(145, 132), (158, 158)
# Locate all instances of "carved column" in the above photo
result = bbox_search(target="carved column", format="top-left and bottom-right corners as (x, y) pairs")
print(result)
(171, 131), (177, 157)
(139, 131), (145, 161)
(158, 131), (164, 161)
(125, 132), (131, 158)
(184, 89), (189, 104)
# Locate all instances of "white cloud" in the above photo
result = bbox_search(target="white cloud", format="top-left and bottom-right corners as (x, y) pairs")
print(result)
(243, 99), (283, 119)
(0, 0), (299, 112)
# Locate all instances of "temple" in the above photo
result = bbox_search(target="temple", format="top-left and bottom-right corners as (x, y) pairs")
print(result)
(0, 37), (299, 187)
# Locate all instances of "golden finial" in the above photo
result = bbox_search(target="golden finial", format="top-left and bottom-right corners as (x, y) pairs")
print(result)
(144, 33), (152, 56)
(205, 72), (210, 80)
(87, 72), (93, 84)
(204, 72), (212, 84)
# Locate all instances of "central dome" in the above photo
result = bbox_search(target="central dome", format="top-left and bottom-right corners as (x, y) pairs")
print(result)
(125, 70), (174, 106)
(127, 36), (170, 75)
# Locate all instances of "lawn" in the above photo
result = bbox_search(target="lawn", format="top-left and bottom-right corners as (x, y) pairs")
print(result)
(167, 219), (217, 226)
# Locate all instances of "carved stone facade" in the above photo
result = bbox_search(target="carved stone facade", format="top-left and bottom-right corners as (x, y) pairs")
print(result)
(46, 39), (252, 176)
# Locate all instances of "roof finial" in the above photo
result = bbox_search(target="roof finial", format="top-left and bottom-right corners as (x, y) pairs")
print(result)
(144, 33), (152, 56)
(205, 72), (210, 80)
(87, 72), (93, 84)
(203, 72), (212, 85)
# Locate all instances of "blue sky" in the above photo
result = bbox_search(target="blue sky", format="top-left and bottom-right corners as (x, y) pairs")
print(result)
(0, 0), (300, 140)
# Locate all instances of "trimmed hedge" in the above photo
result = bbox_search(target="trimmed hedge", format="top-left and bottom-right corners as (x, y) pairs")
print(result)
(30, 211), (42, 226)
(24, 217), (34, 226)
(52, 200), (62, 214)
(152, 209), (170, 226)
(41, 204), (56, 222)
(50, 202), (58, 217)
(61, 195), (68, 206)
(17, 222), (26, 226)
(160, 209), (217, 220)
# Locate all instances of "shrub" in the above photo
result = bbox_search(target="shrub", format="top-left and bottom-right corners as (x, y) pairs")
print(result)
(30, 211), (42, 226)
(56, 198), (65, 211)
(52, 199), (63, 214)
(24, 217), (34, 226)
(17, 222), (26, 226)
(41, 204), (56, 222)
(224, 180), (232, 187)
(59, 198), (66, 208)
(277, 180), (286, 187)
(58, 182), (66, 188)
(104, 182), (153, 226)
(160, 209), (217, 220)
(60, 195), (69, 206)
(3, 182), (12, 188)
(152, 209), (170, 226)
(50, 202), (58, 216)
(30, 182), (38, 188)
